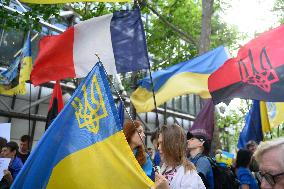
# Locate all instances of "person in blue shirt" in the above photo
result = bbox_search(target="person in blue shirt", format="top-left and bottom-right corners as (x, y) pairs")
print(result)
(236, 149), (259, 189)
(1, 141), (23, 187)
(187, 132), (214, 189)
(123, 120), (153, 180)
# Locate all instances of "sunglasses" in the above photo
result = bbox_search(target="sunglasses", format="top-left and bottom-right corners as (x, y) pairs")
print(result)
(256, 171), (284, 186)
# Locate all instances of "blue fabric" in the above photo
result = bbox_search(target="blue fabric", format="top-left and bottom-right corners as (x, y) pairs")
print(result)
(153, 151), (161, 167)
(111, 8), (149, 73)
(12, 63), (122, 188)
(237, 167), (259, 189)
(117, 101), (124, 130)
(138, 46), (228, 91)
(237, 100), (263, 149)
(9, 157), (23, 179)
(191, 154), (214, 189)
(133, 148), (153, 179)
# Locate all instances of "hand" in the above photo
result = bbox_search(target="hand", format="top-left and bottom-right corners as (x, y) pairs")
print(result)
(155, 172), (170, 189)
(3, 170), (13, 184)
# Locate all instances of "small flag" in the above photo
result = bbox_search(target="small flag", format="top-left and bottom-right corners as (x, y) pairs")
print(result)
(237, 100), (264, 149)
(45, 81), (64, 130)
(20, 0), (130, 4)
(130, 46), (229, 113)
(189, 99), (215, 140)
(209, 24), (284, 104)
(0, 34), (32, 95)
(31, 8), (149, 86)
(11, 63), (153, 189)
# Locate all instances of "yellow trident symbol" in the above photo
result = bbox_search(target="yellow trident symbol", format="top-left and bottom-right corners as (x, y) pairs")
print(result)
(71, 75), (108, 134)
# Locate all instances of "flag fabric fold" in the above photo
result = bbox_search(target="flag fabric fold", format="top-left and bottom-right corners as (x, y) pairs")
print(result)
(131, 46), (229, 113)
(31, 8), (149, 86)
(20, 0), (130, 4)
(0, 34), (32, 95)
(237, 100), (264, 149)
(259, 101), (271, 133)
(12, 63), (154, 189)
(209, 24), (284, 104)
(189, 99), (215, 140)
(266, 102), (284, 129)
(45, 80), (64, 130)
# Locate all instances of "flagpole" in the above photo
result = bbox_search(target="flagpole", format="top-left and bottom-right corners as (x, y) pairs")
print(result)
(96, 55), (155, 166)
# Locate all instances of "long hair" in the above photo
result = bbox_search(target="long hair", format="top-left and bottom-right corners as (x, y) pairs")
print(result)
(123, 120), (146, 166)
(236, 149), (252, 168)
(160, 125), (195, 171)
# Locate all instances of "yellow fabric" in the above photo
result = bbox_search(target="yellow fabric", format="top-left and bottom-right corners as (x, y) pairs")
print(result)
(260, 101), (271, 133)
(21, 0), (130, 3)
(0, 57), (32, 95)
(266, 102), (284, 129)
(215, 154), (233, 167)
(131, 72), (211, 113)
(47, 131), (154, 189)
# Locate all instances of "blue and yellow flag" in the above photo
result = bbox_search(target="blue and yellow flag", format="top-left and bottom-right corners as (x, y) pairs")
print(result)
(131, 46), (229, 112)
(12, 63), (153, 189)
(266, 102), (284, 129)
(0, 34), (32, 95)
(237, 100), (265, 149)
(20, 0), (130, 4)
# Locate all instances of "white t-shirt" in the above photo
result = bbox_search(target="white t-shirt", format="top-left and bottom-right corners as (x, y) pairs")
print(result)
(161, 164), (206, 189)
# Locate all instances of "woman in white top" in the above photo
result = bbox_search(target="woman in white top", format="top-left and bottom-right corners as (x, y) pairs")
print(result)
(155, 124), (206, 189)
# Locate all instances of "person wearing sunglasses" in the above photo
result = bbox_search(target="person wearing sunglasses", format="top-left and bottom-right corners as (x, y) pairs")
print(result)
(254, 137), (284, 189)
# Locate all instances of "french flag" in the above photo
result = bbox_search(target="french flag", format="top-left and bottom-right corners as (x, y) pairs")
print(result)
(31, 8), (149, 86)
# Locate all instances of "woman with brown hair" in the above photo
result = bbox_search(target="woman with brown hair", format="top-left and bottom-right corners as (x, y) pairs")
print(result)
(123, 120), (153, 179)
(155, 124), (206, 189)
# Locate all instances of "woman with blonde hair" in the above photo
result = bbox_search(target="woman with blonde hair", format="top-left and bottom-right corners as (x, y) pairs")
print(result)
(123, 120), (153, 179)
(155, 124), (206, 189)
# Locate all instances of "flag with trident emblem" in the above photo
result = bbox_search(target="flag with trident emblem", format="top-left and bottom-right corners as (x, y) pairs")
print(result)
(12, 62), (154, 189)
(209, 24), (284, 104)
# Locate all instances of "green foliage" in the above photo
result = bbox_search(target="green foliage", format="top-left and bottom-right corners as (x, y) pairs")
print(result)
(273, 0), (284, 24)
(216, 100), (251, 152)
(0, 0), (61, 32)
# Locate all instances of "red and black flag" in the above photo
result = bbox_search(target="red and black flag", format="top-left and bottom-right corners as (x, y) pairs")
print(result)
(209, 24), (284, 104)
(45, 81), (64, 130)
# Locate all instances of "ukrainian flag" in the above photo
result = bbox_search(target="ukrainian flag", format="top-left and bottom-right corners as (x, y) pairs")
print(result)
(266, 102), (284, 129)
(131, 46), (229, 113)
(12, 63), (153, 189)
(0, 34), (32, 95)
(20, 0), (130, 4)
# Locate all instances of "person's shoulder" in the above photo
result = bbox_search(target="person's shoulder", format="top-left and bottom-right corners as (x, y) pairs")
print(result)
(180, 168), (206, 189)
(197, 156), (211, 165)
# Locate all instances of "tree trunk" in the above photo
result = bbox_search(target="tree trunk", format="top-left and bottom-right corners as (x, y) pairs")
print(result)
(199, 0), (214, 55)
(198, 0), (222, 155)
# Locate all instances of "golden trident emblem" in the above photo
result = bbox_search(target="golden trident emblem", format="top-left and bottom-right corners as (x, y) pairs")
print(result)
(71, 75), (108, 134)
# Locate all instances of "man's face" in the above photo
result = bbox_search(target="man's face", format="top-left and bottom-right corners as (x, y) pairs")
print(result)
(187, 137), (204, 150)
(20, 141), (29, 153)
(248, 144), (257, 153)
(1, 147), (15, 158)
(259, 148), (284, 189)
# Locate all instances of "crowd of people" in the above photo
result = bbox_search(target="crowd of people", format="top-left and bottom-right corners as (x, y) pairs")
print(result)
(123, 120), (284, 189)
(0, 135), (31, 189)
(0, 121), (283, 189)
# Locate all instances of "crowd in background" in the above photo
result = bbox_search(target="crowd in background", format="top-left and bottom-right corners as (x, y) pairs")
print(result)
(0, 121), (284, 189)
(0, 135), (31, 189)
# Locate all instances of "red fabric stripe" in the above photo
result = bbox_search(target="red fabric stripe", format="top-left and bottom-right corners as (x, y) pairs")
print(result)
(209, 24), (284, 92)
(31, 27), (75, 86)
(48, 81), (64, 111)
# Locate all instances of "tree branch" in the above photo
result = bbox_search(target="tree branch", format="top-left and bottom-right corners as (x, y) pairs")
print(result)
(146, 3), (197, 46)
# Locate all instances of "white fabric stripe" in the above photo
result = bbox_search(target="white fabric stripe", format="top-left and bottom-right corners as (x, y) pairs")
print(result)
(73, 13), (117, 77)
